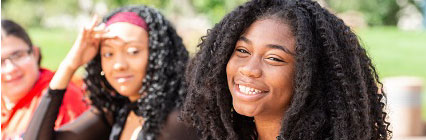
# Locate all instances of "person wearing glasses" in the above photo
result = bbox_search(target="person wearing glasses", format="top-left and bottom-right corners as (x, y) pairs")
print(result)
(1, 19), (88, 140)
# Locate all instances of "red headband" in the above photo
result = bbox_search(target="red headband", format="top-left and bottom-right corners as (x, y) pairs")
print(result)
(105, 12), (148, 31)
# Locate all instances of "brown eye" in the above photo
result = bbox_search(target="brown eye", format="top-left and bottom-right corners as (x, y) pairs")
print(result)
(127, 47), (140, 55)
(235, 48), (250, 58)
(236, 48), (249, 54)
(102, 52), (113, 58)
(11, 51), (27, 59)
(267, 57), (285, 62)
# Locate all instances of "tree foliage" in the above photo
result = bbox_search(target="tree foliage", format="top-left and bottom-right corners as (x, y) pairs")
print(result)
(2, 0), (79, 27)
(2, 0), (418, 27)
(327, 0), (401, 26)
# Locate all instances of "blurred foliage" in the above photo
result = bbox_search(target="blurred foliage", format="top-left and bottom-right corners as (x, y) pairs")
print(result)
(190, 0), (247, 23)
(326, 0), (422, 26)
(1, 0), (248, 27)
(1, 0), (79, 28)
(98, 0), (247, 23)
(326, 0), (399, 25)
(2, 0), (423, 28)
(100, 0), (169, 9)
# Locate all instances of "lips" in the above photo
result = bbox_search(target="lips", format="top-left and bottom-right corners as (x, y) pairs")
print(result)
(234, 78), (269, 92)
(238, 84), (265, 95)
(232, 78), (269, 102)
(115, 75), (134, 83)
(4, 74), (24, 84)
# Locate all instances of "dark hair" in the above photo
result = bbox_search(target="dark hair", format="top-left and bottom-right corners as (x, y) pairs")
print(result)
(1, 19), (42, 65)
(182, 0), (391, 139)
(83, 5), (188, 139)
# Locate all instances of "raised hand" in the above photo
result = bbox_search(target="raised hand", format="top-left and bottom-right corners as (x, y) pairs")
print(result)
(61, 15), (107, 71)
(50, 15), (110, 89)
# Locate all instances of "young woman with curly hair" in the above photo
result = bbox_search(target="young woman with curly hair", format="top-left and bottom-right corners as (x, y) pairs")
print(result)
(24, 5), (196, 140)
(182, 0), (391, 139)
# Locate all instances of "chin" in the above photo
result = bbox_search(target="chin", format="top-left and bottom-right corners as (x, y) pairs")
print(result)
(113, 86), (133, 96)
(113, 85), (142, 101)
(233, 101), (259, 117)
(117, 90), (135, 97)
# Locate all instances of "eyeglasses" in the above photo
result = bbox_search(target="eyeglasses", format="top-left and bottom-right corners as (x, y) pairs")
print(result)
(1, 49), (33, 67)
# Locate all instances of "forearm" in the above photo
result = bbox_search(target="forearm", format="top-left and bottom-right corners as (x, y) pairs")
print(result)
(24, 88), (65, 140)
(24, 88), (112, 140)
(49, 62), (77, 90)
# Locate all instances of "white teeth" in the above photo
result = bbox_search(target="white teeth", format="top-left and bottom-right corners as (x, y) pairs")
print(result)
(117, 78), (126, 83)
(5, 75), (12, 80)
(238, 84), (262, 95)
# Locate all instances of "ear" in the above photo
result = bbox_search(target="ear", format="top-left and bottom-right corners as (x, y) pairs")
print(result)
(32, 46), (40, 62)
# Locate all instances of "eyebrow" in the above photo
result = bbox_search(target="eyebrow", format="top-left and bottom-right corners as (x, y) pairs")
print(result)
(102, 40), (131, 47)
(238, 36), (295, 55)
(1, 50), (27, 59)
(103, 38), (144, 45)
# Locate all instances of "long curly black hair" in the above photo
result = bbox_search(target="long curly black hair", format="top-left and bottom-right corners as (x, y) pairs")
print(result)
(83, 5), (188, 140)
(182, 0), (391, 139)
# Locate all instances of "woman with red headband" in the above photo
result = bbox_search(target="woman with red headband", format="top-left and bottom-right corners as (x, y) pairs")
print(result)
(24, 6), (196, 140)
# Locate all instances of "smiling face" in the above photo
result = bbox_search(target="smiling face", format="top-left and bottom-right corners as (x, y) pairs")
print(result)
(1, 35), (40, 103)
(226, 18), (296, 118)
(100, 22), (149, 102)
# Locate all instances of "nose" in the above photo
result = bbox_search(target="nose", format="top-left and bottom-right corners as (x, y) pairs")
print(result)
(238, 57), (262, 78)
(113, 54), (128, 71)
(1, 60), (20, 81)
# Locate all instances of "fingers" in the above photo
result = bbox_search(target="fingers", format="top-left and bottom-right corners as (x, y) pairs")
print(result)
(89, 14), (100, 29)
(82, 15), (120, 42)
(95, 32), (118, 40)
(72, 15), (105, 54)
(81, 15), (107, 43)
(92, 24), (119, 40)
(93, 23), (106, 32)
(82, 15), (102, 35)
(91, 23), (107, 36)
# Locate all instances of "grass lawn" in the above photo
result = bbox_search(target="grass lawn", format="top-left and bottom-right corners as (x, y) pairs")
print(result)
(355, 26), (426, 119)
(27, 28), (78, 70)
(356, 26), (426, 82)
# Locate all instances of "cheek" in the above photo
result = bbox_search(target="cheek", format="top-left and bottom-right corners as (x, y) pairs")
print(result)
(101, 58), (115, 85)
(267, 67), (295, 106)
(127, 52), (149, 83)
(137, 51), (149, 72)
(24, 59), (40, 80)
(226, 55), (239, 77)
(226, 57), (237, 85)
(132, 57), (148, 77)
(101, 57), (110, 73)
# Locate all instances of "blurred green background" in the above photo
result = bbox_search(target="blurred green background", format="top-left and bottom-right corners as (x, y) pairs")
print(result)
(2, 0), (426, 117)
(3, 0), (424, 79)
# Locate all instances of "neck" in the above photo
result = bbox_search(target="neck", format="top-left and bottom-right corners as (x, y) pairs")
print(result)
(254, 114), (283, 140)
(128, 94), (141, 102)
